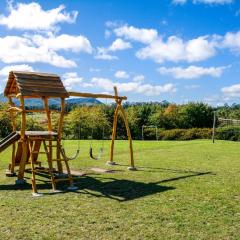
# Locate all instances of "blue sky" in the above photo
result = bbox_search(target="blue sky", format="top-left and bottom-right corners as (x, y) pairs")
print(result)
(0, 0), (240, 105)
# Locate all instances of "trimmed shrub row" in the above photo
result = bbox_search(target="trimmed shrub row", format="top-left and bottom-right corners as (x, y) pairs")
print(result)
(143, 128), (212, 140)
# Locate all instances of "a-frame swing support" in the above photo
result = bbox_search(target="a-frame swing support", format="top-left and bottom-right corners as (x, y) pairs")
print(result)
(68, 86), (136, 170)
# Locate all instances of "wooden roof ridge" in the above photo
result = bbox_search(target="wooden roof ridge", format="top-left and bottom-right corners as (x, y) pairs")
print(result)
(4, 71), (69, 98)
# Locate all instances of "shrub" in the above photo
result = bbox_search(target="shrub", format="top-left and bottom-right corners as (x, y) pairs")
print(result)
(215, 126), (240, 141)
(156, 128), (212, 141)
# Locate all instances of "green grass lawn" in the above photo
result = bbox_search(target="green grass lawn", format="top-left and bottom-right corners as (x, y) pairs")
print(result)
(0, 139), (239, 239)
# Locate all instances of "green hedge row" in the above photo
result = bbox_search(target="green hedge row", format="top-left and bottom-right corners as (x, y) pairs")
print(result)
(142, 128), (212, 140)
(144, 127), (240, 141)
(215, 126), (240, 141)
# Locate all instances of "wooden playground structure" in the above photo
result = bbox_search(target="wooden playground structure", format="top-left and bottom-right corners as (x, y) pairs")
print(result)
(0, 71), (136, 196)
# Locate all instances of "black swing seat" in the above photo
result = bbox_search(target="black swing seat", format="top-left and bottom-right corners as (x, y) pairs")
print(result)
(61, 148), (80, 161)
(89, 147), (103, 160)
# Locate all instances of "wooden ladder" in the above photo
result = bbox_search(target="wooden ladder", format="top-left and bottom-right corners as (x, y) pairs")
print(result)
(28, 137), (76, 196)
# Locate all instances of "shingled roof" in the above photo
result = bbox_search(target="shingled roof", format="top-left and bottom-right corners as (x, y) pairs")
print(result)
(4, 71), (69, 98)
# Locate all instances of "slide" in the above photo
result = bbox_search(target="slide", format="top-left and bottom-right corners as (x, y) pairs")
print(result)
(0, 132), (20, 153)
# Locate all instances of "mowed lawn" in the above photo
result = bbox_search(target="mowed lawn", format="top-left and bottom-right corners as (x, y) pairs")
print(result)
(0, 140), (239, 240)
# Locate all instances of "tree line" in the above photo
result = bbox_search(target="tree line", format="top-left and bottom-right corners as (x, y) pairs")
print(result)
(1, 101), (240, 140)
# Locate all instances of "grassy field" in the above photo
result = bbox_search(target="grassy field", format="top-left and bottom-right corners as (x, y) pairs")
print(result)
(0, 139), (239, 239)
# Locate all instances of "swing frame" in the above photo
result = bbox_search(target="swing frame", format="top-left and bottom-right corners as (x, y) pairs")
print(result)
(68, 86), (136, 170)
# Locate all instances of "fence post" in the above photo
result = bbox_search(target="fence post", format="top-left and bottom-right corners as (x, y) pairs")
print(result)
(212, 111), (216, 143)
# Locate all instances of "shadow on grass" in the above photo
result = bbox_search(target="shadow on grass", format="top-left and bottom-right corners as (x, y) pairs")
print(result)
(117, 163), (214, 175)
(0, 171), (212, 201)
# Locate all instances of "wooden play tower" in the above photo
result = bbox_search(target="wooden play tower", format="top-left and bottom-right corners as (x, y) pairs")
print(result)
(2, 71), (135, 195)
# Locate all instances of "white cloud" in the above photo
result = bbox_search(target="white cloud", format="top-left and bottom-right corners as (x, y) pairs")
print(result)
(0, 2), (77, 31)
(221, 84), (240, 97)
(136, 36), (216, 63)
(108, 38), (132, 51)
(0, 35), (76, 68)
(95, 47), (118, 60)
(91, 77), (176, 96)
(172, 0), (232, 4)
(133, 75), (145, 82)
(114, 25), (158, 44)
(222, 31), (240, 54)
(158, 66), (226, 79)
(115, 70), (129, 79)
(172, 0), (187, 4)
(193, 0), (233, 4)
(0, 64), (34, 76)
(63, 72), (83, 90)
(0, 33), (93, 68)
(32, 34), (93, 53)
(95, 38), (131, 60)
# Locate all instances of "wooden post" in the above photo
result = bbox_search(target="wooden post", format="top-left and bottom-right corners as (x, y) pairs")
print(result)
(107, 86), (136, 170)
(43, 97), (52, 132)
(212, 111), (216, 143)
(119, 105), (136, 170)
(8, 97), (17, 174)
(17, 96), (27, 182)
(43, 97), (54, 173)
(56, 98), (65, 173)
(109, 105), (120, 165)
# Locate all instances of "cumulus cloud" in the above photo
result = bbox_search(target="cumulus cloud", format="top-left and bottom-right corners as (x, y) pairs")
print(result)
(32, 34), (93, 53)
(115, 70), (129, 79)
(0, 64), (34, 76)
(0, 34), (93, 68)
(108, 38), (132, 51)
(111, 25), (240, 64)
(91, 77), (176, 96)
(62, 72), (83, 90)
(158, 65), (227, 79)
(0, 2), (77, 31)
(95, 47), (118, 60)
(114, 25), (158, 44)
(221, 31), (240, 54)
(221, 84), (240, 97)
(95, 38), (131, 60)
(136, 36), (216, 63)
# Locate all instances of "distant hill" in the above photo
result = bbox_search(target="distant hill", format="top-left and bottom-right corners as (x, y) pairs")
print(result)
(0, 93), (102, 108)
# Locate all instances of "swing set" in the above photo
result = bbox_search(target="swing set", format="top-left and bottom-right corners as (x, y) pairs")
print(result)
(1, 71), (136, 195)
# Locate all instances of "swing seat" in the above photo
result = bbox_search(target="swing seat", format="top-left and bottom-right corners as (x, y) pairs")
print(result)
(61, 148), (80, 161)
(89, 147), (103, 160)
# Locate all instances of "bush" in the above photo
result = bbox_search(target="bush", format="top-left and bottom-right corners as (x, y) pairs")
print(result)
(215, 126), (240, 141)
(157, 128), (212, 141)
(159, 129), (185, 140)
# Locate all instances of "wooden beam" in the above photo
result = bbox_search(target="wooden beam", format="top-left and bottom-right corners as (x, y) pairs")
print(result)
(68, 91), (127, 100)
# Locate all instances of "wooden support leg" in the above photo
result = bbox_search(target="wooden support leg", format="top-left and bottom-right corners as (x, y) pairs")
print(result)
(28, 140), (39, 195)
(56, 142), (63, 173)
(16, 140), (27, 184)
(119, 106), (137, 171)
(107, 105), (120, 166)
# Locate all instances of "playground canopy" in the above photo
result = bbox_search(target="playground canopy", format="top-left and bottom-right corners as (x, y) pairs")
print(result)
(4, 71), (69, 98)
